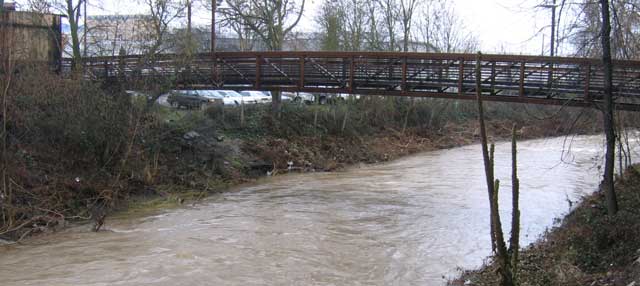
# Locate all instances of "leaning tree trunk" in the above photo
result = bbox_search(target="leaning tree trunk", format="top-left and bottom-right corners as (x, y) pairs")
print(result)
(600, 0), (619, 215)
(475, 52), (497, 252)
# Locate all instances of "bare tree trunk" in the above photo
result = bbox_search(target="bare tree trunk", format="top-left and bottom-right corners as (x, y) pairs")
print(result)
(475, 52), (497, 253)
(187, 0), (192, 36)
(476, 53), (519, 286)
(490, 177), (514, 286)
(240, 100), (245, 128)
(271, 91), (282, 115)
(508, 125), (520, 284)
(67, 0), (83, 69)
(600, 0), (618, 215)
(83, 0), (87, 57)
(341, 104), (349, 134)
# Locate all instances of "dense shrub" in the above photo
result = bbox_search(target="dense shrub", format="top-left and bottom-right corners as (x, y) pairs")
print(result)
(8, 67), (132, 168)
(0, 66), (141, 239)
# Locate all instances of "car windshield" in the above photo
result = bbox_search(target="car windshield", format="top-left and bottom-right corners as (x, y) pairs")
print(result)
(173, 90), (195, 96)
(197, 91), (218, 98)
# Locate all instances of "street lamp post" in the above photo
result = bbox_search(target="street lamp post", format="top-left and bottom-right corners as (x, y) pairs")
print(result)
(539, 0), (557, 57)
(211, 0), (217, 53)
(211, 0), (221, 85)
(540, 1), (557, 95)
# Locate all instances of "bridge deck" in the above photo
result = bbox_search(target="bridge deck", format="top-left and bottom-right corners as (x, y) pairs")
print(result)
(68, 51), (640, 111)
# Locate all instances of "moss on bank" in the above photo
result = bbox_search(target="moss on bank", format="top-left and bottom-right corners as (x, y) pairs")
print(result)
(451, 165), (640, 286)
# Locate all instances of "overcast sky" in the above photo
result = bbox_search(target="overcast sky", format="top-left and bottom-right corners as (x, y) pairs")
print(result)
(17, 0), (559, 55)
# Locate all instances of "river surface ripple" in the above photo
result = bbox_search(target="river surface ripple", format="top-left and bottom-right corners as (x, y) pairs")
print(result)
(1, 135), (638, 285)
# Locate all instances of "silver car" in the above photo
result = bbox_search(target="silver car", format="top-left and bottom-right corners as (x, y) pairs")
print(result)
(241, 90), (272, 104)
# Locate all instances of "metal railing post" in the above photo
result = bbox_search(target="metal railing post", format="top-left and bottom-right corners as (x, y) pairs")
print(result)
(519, 62), (525, 97)
(255, 55), (261, 90)
(458, 59), (464, 95)
(401, 56), (407, 92)
(584, 64), (591, 101)
(349, 55), (355, 93)
(299, 55), (305, 89)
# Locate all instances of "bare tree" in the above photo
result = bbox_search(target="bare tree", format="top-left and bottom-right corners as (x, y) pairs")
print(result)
(219, 19), (256, 51)
(378, 0), (398, 51)
(27, 0), (54, 13)
(416, 0), (478, 53)
(554, 0), (640, 59)
(219, 0), (306, 111)
(600, 0), (619, 215)
(340, 0), (367, 51)
(208, 1), (257, 51)
(220, 0), (305, 51)
(316, 0), (377, 51)
(398, 0), (420, 52)
(48, 0), (87, 67)
(141, 0), (185, 56)
(182, 0), (208, 54)
(362, 1), (377, 50)
(316, 0), (340, 51)
(476, 53), (521, 286)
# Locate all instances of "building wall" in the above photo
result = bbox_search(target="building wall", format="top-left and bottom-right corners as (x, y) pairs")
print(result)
(0, 11), (62, 64)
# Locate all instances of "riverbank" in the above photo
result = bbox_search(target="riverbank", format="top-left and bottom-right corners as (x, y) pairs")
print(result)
(0, 73), (615, 241)
(110, 102), (599, 217)
(449, 164), (640, 286)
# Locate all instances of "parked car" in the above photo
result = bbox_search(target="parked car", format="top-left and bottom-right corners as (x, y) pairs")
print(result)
(194, 90), (227, 102)
(210, 90), (248, 105)
(282, 91), (322, 104)
(326, 93), (360, 104)
(166, 90), (222, 109)
(241, 90), (272, 104)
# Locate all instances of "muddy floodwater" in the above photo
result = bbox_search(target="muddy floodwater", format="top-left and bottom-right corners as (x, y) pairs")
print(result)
(1, 135), (638, 285)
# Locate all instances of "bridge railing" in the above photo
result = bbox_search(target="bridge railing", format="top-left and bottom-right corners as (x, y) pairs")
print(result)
(62, 51), (640, 111)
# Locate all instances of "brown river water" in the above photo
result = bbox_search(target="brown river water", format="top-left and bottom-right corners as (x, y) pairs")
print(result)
(1, 135), (638, 286)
